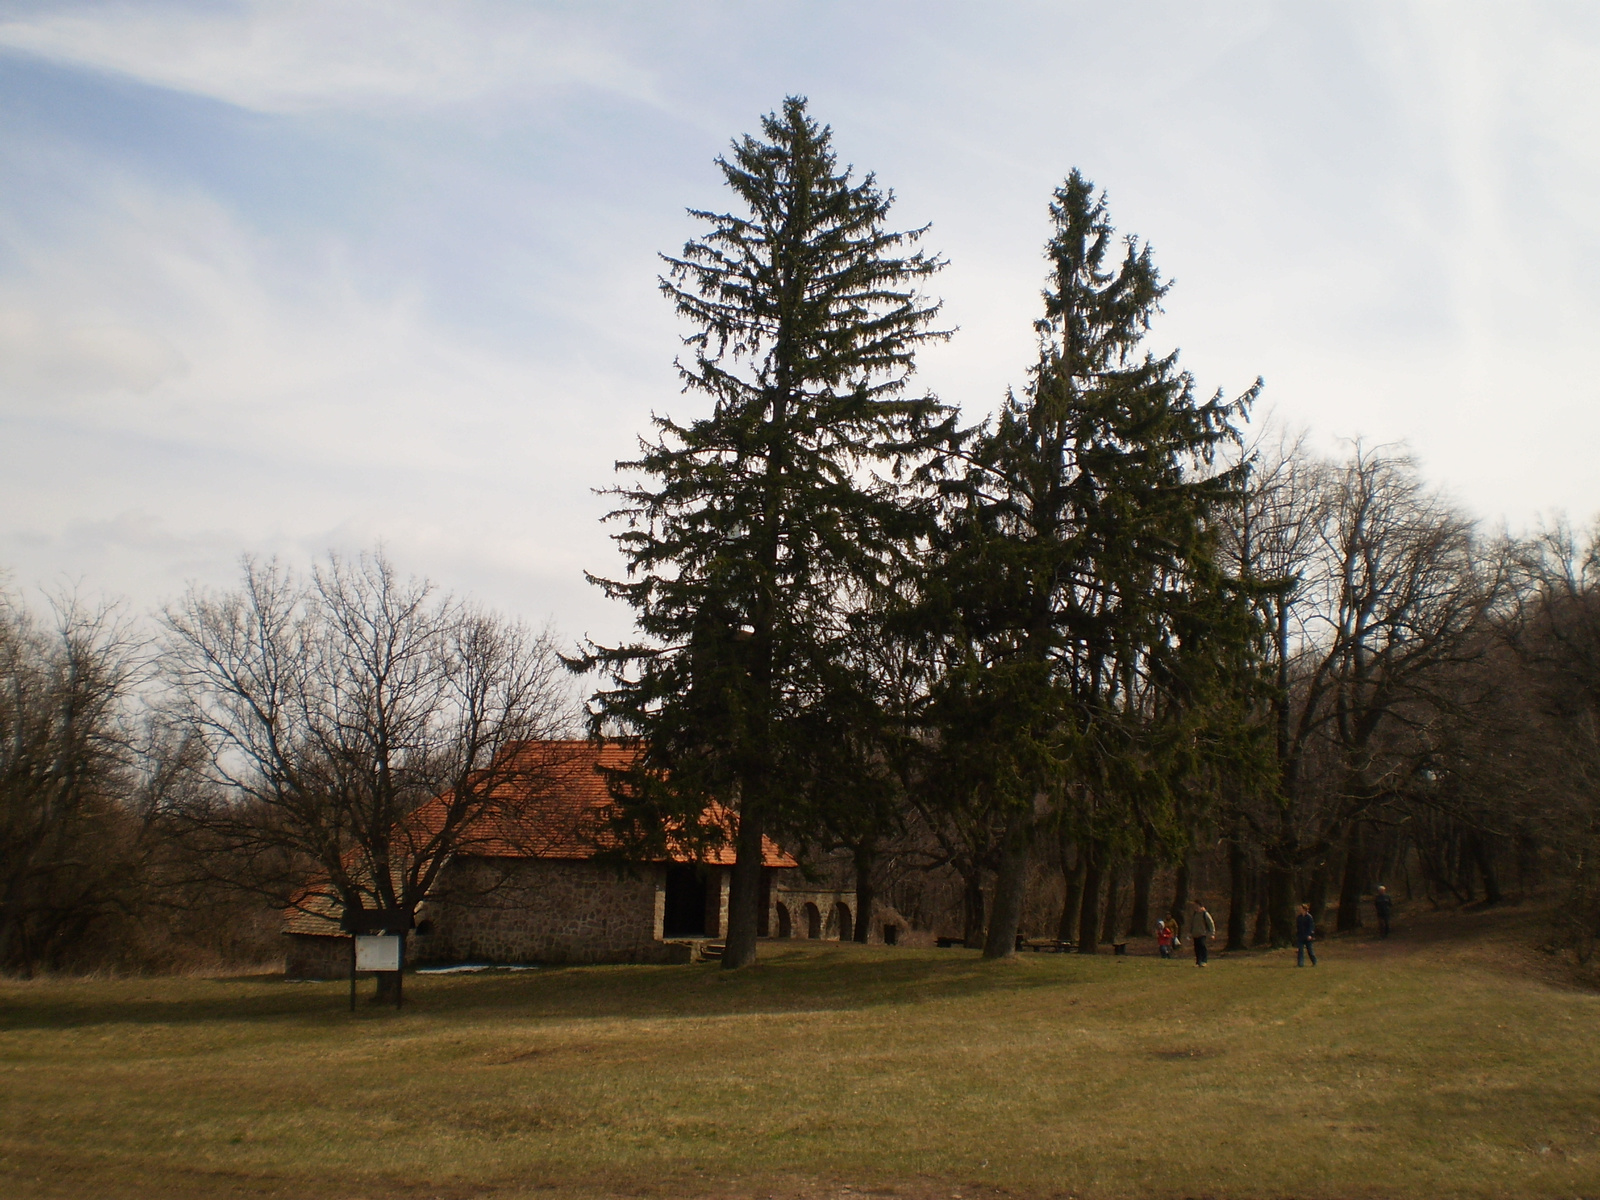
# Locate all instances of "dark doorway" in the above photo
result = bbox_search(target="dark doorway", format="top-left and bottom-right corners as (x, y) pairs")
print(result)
(776, 902), (792, 938)
(882, 924), (898, 946)
(664, 865), (708, 937)
(834, 902), (853, 941)
(804, 902), (822, 939)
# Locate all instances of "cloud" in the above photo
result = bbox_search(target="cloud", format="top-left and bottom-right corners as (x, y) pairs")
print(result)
(0, 167), (628, 467)
(0, 0), (658, 114)
(4, 0), (1600, 642)
(0, 157), (648, 644)
(0, 307), (187, 395)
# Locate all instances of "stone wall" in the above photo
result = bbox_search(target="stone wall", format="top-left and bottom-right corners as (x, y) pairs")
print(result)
(767, 878), (915, 944)
(285, 931), (352, 980)
(415, 857), (671, 965)
(284, 858), (928, 978)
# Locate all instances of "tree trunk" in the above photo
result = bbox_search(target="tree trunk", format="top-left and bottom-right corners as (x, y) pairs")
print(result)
(853, 839), (876, 943)
(1417, 835), (1464, 905)
(1127, 856), (1154, 938)
(1336, 822), (1366, 932)
(1266, 859), (1296, 948)
(373, 971), (401, 1004)
(962, 868), (986, 949)
(983, 808), (1032, 959)
(1226, 832), (1250, 951)
(1077, 840), (1104, 954)
(1307, 861), (1330, 930)
(1169, 855), (1190, 925)
(1253, 869), (1272, 946)
(1457, 832), (1477, 902)
(1517, 832), (1540, 897)
(1058, 838), (1087, 944)
(721, 802), (766, 969)
(1099, 859), (1125, 944)
(1374, 838), (1398, 898)
(1472, 832), (1503, 904)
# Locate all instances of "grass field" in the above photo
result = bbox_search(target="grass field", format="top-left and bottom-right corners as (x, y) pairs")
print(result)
(1, 902), (1596, 1200)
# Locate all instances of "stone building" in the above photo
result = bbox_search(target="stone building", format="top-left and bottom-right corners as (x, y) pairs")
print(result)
(282, 740), (906, 977)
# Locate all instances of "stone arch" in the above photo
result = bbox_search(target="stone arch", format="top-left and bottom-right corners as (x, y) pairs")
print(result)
(775, 902), (792, 939)
(834, 901), (853, 941)
(803, 902), (821, 939)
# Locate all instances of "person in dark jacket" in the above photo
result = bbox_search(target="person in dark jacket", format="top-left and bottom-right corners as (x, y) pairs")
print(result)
(1295, 903), (1318, 966)
(1374, 886), (1393, 938)
(1188, 901), (1215, 967)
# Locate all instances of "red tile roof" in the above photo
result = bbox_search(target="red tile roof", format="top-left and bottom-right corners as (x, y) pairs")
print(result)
(409, 739), (794, 866)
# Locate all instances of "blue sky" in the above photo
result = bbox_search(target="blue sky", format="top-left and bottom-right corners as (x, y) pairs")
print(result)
(1, 2), (1597, 646)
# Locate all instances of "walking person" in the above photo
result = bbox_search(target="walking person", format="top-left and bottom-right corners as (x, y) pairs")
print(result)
(1373, 886), (1393, 938)
(1295, 903), (1318, 966)
(1157, 919), (1175, 959)
(1188, 901), (1215, 967)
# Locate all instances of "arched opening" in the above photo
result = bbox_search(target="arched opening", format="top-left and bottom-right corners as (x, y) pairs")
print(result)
(663, 865), (709, 937)
(775, 902), (792, 939)
(803, 902), (821, 939)
(834, 902), (853, 941)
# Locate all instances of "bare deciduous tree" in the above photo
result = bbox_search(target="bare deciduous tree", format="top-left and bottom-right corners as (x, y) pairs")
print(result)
(161, 551), (571, 947)
(1225, 437), (1499, 939)
(0, 588), (146, 975)
(1498, 522), (1600, 957)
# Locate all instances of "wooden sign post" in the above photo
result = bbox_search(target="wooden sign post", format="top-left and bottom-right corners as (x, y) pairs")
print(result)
(340, 908), (411, 1011)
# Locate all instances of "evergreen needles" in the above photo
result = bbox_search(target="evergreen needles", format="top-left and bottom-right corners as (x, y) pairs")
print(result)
(576, 97), (955, 968)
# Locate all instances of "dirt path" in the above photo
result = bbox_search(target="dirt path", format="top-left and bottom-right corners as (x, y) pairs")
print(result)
(1307, 893), (1589, 991)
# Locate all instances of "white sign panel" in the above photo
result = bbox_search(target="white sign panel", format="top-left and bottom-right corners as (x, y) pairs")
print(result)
(355, 934), (401, 972)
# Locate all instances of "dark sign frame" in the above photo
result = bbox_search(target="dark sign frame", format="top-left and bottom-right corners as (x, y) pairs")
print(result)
(340, 908), (412, 1010)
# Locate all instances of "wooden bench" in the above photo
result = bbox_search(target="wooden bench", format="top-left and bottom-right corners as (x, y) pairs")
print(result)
(937, 936), (1079, 952)
(1022, 938), (1071, 952)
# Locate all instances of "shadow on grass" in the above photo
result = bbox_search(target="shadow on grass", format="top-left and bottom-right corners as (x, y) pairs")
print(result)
(0, 944), (1083, 1032)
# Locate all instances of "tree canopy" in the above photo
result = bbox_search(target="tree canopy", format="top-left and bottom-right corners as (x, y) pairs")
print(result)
(577, 96), (955, 967)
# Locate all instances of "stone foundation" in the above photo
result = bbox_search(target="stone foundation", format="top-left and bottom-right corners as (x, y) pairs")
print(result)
(285, 931), (352, 980)
(283, 858), (922, 978)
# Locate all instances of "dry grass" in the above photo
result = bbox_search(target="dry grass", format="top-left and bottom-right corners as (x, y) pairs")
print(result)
(1, 901), (1596, 1199)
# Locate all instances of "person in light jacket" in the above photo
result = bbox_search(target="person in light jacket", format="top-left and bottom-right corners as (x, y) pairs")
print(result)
(1188, 901), (1215, 967)
(1295, 903), (1318, 966)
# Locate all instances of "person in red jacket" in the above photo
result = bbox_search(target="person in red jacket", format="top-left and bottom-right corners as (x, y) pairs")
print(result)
(1156, 919), (1176, 959)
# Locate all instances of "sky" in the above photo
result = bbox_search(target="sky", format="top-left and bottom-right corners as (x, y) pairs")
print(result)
(1, 1), (1597, 649)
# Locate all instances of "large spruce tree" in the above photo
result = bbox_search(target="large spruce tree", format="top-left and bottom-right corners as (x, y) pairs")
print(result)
(579, 97), (953, 968)
(937, 171), (1260, 958)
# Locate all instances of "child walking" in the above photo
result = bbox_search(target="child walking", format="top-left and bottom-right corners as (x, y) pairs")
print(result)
(1156, 919), (1176, 959)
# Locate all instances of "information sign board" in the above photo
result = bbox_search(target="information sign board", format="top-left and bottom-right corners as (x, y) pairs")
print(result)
(354, 934), (401, 972)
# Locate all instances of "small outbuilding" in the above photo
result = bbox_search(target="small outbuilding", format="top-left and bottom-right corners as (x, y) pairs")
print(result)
(284, 740), (846, 976)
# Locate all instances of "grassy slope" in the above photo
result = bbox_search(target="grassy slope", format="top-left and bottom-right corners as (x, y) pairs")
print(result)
(1, 903), (1596, 1200)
